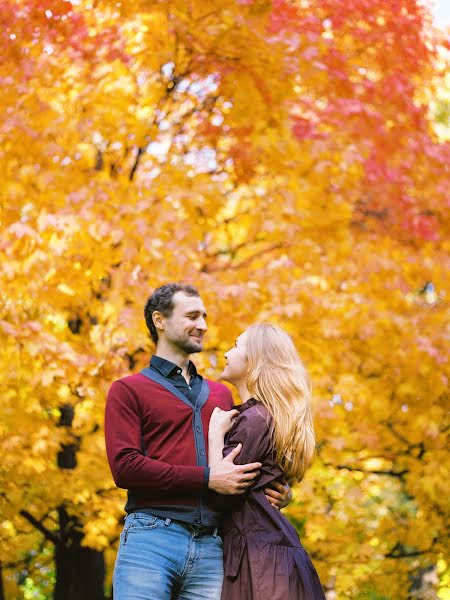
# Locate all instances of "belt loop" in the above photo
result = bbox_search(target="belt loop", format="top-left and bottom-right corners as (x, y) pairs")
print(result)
(164, 518), (172, 527)
(213, 527), (218, 537)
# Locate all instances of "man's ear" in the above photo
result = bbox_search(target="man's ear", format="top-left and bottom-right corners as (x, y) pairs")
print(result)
(152, 310), (165, 333)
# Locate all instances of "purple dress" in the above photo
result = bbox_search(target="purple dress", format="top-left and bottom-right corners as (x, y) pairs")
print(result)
(219, 398), (326, 600)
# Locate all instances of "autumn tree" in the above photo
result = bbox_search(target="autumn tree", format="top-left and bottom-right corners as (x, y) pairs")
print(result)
(1, 0), (448, 598)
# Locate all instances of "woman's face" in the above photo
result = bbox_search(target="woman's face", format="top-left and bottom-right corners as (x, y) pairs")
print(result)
(221, 331), (248, 383)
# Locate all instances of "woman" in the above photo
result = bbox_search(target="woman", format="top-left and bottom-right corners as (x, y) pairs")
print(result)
(209, 322), (326, 600)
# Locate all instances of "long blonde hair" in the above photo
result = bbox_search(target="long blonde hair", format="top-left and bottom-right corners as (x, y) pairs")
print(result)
(245, 323), (315, 483)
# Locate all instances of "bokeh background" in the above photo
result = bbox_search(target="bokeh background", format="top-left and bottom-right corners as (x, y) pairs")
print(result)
(1, 0), (449, 598)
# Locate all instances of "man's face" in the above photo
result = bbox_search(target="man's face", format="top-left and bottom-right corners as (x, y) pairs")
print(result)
(161, 292), (208, 355)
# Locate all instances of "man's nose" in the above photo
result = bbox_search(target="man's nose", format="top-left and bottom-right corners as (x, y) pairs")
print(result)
(197, 317), (208, 331)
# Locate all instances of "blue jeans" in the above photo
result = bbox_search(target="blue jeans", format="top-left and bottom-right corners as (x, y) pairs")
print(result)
(113, 513), (224, 600)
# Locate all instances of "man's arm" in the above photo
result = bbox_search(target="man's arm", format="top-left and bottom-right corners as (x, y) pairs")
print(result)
(105, 381), (205, 494)
(208, 443), (261, 495)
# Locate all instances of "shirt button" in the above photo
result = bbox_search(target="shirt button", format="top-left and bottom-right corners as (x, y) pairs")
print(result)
(196, 426), (201, 433)
(177, 369), (181, 374)
(195, 517), (201, 524)
(200, 449), (205, 456)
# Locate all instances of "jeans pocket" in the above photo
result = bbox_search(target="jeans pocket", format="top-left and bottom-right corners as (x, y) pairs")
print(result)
(122, 514), (162, 546)
(126, 513), (161, 530)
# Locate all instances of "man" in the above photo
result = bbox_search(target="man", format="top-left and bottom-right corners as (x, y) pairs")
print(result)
(105, 283), (289, 599)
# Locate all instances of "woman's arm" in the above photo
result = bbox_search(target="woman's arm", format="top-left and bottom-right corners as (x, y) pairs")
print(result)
(209, 431), (226, 467)
(208, 407), (239, 467)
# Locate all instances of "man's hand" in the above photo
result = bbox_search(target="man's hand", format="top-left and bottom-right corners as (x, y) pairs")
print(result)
(264, 481), (292, 510)
(208, 444), (261, 495)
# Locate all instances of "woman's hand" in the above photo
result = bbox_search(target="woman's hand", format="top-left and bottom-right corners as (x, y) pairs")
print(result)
(209, 407), (239, 437)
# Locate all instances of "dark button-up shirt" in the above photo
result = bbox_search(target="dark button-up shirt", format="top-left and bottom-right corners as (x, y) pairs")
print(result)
(150, 355), (203, 407)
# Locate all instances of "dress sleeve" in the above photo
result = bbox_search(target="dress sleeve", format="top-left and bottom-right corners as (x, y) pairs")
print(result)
(222, 408), (272, 465)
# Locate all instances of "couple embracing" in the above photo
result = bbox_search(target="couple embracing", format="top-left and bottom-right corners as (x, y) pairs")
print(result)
(105, 283), (325, 599)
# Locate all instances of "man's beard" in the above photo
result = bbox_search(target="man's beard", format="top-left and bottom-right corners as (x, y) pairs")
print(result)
(171, 334), (203, 355)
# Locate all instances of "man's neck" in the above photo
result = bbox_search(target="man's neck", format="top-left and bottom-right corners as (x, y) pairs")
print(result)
(154, 341), (191, 373)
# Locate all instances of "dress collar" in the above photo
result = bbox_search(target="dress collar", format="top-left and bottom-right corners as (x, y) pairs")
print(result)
(236, 397), (260, 413)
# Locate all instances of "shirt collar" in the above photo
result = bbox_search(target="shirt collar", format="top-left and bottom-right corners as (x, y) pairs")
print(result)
(150, 355), (198, 379)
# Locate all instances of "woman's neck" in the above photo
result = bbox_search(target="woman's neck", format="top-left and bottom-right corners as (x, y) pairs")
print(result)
(235, 380), (252, 404)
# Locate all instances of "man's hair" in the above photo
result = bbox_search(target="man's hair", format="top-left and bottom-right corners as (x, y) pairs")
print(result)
(144, 283), (200, 343)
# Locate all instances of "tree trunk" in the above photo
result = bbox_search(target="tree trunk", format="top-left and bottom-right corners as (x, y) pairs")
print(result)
(0, 562), (5, 600)
(54, 507), (106, 600)
(54, 407), (106, 600)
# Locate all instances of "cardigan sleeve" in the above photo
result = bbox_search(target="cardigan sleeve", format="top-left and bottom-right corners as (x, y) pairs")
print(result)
(104, 380), (206, 495)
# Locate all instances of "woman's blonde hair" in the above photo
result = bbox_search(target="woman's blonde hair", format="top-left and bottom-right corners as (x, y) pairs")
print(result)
(245, 322), (315, 483)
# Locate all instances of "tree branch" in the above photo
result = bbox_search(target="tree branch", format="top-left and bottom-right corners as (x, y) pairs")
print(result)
(201, 242), (287, 273)
(19, 510), (59, 545)
(385, 538), (441, 559)
(324, 462), (409, 480)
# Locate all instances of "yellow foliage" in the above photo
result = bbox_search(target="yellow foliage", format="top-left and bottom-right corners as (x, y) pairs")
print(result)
(0, 0), (449, 597)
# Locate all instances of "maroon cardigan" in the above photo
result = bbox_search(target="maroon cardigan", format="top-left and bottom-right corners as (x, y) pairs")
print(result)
(104, 372), (233, 525)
